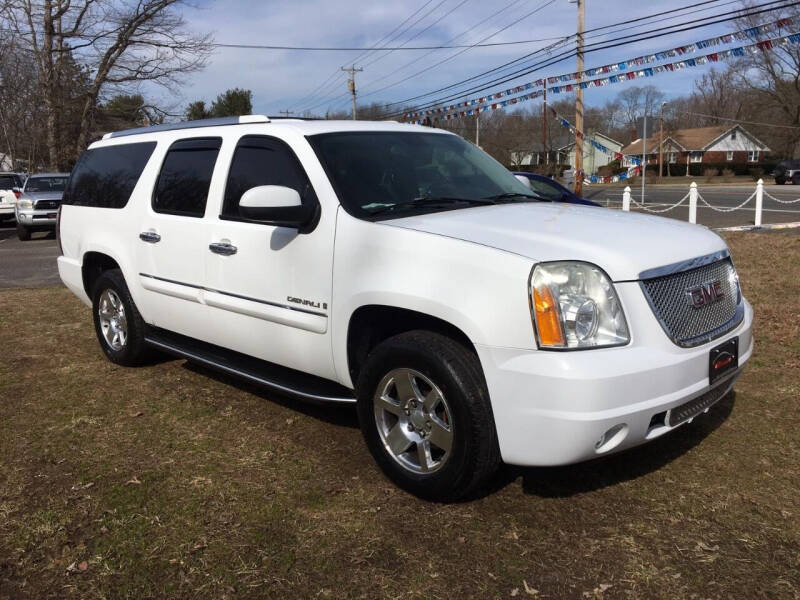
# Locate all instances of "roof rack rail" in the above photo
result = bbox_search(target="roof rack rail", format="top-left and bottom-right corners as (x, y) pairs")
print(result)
(103, 115), (270, 139)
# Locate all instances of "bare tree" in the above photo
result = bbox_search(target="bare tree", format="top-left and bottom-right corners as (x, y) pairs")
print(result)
(1, 0), (212, 169)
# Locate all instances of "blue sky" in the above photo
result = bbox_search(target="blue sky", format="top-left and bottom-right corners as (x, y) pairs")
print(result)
(172, 0), (769, 117)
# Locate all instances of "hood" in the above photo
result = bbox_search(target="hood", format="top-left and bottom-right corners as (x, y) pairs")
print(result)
(386, 203), (727, 281)
(22, 191), (63, 202)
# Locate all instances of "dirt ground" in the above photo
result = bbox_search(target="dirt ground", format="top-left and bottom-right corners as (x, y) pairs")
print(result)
(1, 232), (798, 599)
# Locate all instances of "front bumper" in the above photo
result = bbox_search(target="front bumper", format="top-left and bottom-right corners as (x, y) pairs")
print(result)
(15, 209), (57, 227)
(476, 288), (754, 467)
(0, 203), (15, 216)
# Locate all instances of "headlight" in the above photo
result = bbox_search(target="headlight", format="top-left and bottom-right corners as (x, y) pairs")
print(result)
(16, 198), (33, 210)
(529, 261), (629, 349)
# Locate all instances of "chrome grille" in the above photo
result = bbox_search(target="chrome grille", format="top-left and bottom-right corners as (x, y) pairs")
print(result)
(640, 257), (742, 347)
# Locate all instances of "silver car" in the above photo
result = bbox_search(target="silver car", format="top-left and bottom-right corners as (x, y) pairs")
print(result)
(14, 173), (69, 240)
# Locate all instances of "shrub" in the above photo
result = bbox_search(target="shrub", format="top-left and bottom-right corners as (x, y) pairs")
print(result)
(721, 168), (735, 182)
(704, 168), (719, 182)
(749, 167), (764, 181)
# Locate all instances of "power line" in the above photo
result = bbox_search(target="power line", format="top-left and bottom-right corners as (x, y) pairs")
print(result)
(293, 0), (440, 112)
(359, 0), (558, 102)
(379, 0), (772, 112)
(680, 111), (800, 129)
(381, 0), (799, 118)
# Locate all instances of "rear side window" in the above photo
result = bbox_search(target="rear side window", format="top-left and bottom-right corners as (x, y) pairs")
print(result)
(153, 137), (221, 218)
(63, 142), (156, 208)
(222, 135), (316, 219)
(0, 175), (19, 189)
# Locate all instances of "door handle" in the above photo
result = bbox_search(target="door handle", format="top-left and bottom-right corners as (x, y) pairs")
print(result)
(139, 231), (161, 243)
(209, 241), (237, 256)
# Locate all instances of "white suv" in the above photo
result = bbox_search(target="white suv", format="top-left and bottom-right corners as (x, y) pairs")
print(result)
(58, 116), (753, 501)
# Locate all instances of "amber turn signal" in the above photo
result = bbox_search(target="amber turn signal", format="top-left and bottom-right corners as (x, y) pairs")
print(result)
(533, 284), (565, 347)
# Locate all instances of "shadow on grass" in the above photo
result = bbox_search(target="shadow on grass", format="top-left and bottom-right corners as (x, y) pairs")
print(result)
(170, 355), (736, 502)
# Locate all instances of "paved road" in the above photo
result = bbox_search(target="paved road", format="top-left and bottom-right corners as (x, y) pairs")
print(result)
(0, 223), (61, 288)
(583, 183), (800, 229)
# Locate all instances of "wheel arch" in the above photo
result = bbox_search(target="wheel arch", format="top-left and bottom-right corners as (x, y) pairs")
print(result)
(345, 304), (479, 387)
(81, 251), (123, 298)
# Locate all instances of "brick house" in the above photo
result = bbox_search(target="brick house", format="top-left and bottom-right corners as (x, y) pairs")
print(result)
(620, 124), (770, 173)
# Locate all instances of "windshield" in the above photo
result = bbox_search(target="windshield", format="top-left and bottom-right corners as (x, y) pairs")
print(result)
(24, 176), (68, 193)
(523, 177), (567, 201)
(308, 131), (535, 219)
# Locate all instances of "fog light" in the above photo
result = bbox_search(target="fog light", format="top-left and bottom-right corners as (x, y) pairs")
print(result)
(594, 423), (628, 454)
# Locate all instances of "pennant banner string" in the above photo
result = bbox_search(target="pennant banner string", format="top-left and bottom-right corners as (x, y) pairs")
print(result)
(409, 31), (800, 124)
(404, 15), (796, 121)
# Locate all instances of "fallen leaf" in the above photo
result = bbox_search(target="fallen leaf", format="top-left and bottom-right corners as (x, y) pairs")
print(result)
(511, 589), (519, 597)
(126, 477), (141, 485)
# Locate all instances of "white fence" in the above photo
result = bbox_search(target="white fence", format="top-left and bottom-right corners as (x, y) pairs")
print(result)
(620, 179), (800, 226)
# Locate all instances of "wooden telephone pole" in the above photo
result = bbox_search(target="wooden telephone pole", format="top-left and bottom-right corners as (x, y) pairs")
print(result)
(341, 65), (363, 120)
(573, 0), (585, 196)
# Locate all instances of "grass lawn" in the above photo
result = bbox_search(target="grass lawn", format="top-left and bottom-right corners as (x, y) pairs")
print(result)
(1, 232), (798, 599)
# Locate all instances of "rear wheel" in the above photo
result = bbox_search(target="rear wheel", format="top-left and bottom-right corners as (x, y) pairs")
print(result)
(91, 269), (151, 366)
(775, 177), (785, 185)
(16, 223), (31, 241)
(792, 173), (800, 185)
(356, 331), (500, 501)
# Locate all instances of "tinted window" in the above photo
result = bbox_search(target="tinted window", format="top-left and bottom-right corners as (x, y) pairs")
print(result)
(24, 176), (68, 192)
(525, 177), (564, 201)
(63, 142), (156, 208)
(0, 175), (20, 189)
(222, 136), (316, 218)
(309, 132), (532, 219)
(153, 138), (221, 217)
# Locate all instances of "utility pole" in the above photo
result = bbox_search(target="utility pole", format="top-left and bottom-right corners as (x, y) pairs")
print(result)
(341, 65), (363, 120)
(279, 109), (294, 118)
(542, 82), (548, 165)
(476, 114), (480, 146)
(573, 0), (585, 196)
(641, 114), (647, 204)
(658, 101), (666, 179)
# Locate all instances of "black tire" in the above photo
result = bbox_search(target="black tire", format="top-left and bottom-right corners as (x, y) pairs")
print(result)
(356, 330), (500, 502)
(16, 223), (31, 241)
(793, 174), (800, 186)
(91, 269), (151, 366)
(775, 177), (785, 185)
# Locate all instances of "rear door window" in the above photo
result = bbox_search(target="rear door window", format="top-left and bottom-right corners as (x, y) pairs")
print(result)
(153, 138), (221, 218)
(0, 175), (18, 190)
(63, 142), (156, 208)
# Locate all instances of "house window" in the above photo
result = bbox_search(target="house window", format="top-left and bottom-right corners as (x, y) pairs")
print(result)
(726, 151), (734, 161)
(690, 151), (704, 163)
(748, 150), (759, 162)
(669, 152), (677, 164)
(731, 130), (737, 140)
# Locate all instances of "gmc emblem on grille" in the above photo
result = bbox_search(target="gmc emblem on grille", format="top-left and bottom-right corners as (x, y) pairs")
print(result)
(686, 280), (724, 309)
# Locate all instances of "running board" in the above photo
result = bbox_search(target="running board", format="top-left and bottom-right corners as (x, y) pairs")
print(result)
(144, 327), (356, 404)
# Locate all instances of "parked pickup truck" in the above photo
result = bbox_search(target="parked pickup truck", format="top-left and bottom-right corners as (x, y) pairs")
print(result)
(15, 172), (70, 240)
(58, 116), (753, 501)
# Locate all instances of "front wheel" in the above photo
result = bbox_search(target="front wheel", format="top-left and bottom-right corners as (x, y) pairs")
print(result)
(775, 177), (785, 185)
(16, 223), (31, 241)
(356, 331), (500, 501)
(91, 269), (151, 366)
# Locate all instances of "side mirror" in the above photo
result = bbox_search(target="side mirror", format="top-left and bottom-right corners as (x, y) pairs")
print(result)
(514, 174), (532, 189)
(238, 185), (316, 230)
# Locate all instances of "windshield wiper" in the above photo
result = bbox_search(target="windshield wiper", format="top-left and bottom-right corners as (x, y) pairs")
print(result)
(482, 192), (549, 202)
(368, 196), (496, 216)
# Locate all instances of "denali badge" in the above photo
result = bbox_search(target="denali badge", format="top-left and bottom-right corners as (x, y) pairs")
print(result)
(686, 280), (724, 309)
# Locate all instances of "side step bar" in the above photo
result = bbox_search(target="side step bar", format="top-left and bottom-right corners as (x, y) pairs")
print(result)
(144, 327), (356, 404)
